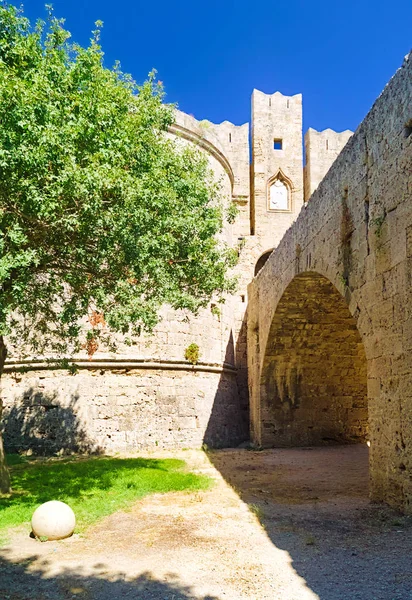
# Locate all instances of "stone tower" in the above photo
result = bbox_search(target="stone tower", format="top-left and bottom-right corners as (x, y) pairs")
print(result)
(251, 90), (304, 254)
(304, 127), (353, 200)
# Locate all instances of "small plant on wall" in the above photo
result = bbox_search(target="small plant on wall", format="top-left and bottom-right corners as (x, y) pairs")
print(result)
(210, 304), (221, 319)
(370, 213), (386, 250)
(226, 202), (239, 224)
(185, 343), (200, 365)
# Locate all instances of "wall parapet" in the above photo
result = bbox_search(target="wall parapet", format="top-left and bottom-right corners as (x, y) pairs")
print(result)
(304, 127), (353, 201)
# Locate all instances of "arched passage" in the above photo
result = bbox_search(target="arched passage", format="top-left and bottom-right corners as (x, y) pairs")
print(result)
(260, 272), (368, 447)
(255, 249), (274, 276)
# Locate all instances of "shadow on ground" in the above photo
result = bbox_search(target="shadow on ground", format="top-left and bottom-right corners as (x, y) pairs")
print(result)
(208, 445), (412, 600)
(0, 551), (220, 600)
(0, 455), (187, 512)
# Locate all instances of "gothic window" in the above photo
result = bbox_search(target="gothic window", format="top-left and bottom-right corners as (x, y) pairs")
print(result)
(269, 178), (289, 211)
(267, 170), (293, 212)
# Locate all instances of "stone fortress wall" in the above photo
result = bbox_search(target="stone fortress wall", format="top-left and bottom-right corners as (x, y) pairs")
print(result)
(2, 83), (352, 455)
(247, 52), (412, 512)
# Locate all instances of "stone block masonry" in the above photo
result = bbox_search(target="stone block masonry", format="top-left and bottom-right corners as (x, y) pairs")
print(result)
(304, 128), (353, 201)
(3, 366), (247, 454)
(248, 52), (412, 512)
(3, 78), (342, 456)
(260, 273), (368, 447)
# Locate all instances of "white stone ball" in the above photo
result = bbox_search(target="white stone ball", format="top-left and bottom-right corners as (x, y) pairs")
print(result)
(31, 500), (76, 541)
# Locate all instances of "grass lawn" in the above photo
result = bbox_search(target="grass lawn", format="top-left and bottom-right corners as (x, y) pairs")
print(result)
(0, 454), (211, 543)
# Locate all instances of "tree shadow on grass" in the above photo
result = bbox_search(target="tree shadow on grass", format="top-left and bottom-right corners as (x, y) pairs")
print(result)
(0, 551), (221, 600)
(0, 455), (203, 513)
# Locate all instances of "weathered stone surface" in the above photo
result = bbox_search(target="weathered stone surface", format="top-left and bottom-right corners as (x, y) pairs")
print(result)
(2, 66), (348, 456)
(248, 52), (412, 512)
(304, 128), (353, 201)
(260, 273), (368, 447)
(3, 367), (247, 453)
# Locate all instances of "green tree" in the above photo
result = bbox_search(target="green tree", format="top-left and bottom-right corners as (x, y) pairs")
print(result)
(0, 4), (237, 493)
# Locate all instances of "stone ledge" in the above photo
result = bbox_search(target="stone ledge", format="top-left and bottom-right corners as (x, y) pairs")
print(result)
(4, 358), (237, 375)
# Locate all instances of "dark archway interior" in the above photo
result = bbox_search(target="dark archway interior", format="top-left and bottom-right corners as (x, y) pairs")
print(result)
(254, 250), (273, 276)
(260, 272), (368, 447)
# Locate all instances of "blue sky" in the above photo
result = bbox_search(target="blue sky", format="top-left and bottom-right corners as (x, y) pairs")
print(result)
(23, 1), (412, 134)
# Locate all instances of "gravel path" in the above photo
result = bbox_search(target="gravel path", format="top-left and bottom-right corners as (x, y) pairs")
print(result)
(1, 446), (411, 599)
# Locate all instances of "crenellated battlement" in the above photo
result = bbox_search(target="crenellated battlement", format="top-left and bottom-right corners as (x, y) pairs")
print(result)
(250, 89), (304, 249)
(304, 127), (353, 201)
(173, 90), (352, 258)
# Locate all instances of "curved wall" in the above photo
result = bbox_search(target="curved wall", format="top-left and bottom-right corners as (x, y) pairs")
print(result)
(2, 110), (250, 454)
(3, 365), (242, 453)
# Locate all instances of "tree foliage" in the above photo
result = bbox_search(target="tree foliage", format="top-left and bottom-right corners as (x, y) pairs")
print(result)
(0, 2), (237, 356)
(0, 3), (238, 493)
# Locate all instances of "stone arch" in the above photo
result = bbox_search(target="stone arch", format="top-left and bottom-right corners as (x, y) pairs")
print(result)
(254, 249), (274, 276)
(259, 271), (368, 447)
(267, 169), (293, 211)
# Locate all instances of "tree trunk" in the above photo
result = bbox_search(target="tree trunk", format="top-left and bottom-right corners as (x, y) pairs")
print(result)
(0, 335), (10, 494)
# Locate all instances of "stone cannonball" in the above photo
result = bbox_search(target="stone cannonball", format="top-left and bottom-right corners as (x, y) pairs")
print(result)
(31, 500), (76, 541)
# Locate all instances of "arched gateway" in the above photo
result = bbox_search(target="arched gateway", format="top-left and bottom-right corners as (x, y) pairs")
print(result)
(247, 53), (412, 513)
(260, 272), (367, 447)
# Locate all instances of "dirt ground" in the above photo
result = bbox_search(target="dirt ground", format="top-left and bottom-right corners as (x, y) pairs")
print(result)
(1, 445), (412, 600)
